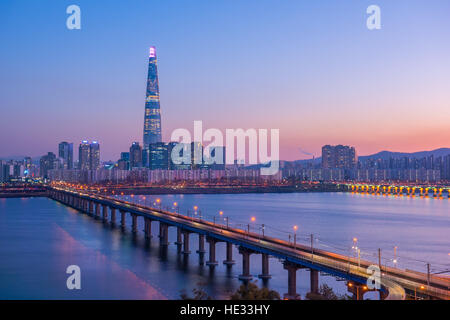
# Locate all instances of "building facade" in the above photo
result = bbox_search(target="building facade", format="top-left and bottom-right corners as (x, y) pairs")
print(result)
(58, 141), (73, 169)
(143, 46), (162, 149)
(322, 145), (357, 169)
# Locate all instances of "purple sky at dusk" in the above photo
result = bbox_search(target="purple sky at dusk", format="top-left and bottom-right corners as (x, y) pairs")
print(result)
(1, 0), (450, 161)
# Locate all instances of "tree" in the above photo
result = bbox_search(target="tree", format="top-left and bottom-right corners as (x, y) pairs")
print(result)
(180, 282), (212, 300)
(306, 284), (351, 300)
(230, 281), (280, 300)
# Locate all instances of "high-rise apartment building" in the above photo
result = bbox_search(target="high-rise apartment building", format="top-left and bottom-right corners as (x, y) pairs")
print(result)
(78, 140), (91, 170)
(143, 46), (162, 149)
(130, 142), (143, 168)
(58, 142), (73, 169)
(322, 145), (357, 169)
(40, 152), (57, 178)
(90, 141), (100, 170)
(149, 142), (169, 170)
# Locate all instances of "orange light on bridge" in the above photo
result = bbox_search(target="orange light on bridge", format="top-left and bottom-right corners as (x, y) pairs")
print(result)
(156, 198), (161, 203)
(251, 217), (256, 222)
(193, 205), (198, 211)
(173, 202), (177, 207)
(219, 211), (223, 215)
(293, 225), (298, 231)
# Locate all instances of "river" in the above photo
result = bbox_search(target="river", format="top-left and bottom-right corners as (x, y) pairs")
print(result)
(0, 192), (448, 299)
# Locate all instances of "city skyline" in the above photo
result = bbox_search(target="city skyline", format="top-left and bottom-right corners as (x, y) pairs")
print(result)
(1, 1), (450, 161)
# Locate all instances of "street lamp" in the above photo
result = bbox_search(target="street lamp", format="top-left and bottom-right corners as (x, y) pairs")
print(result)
(352, 237), (358, 250)
(193, 206), (198, 219)
(248, 216), (256, 236)
(173, 202), (179, 213)
(293, 225), (298, 249)
(156, 198), (161, 210)
(393, 246), (398, 266)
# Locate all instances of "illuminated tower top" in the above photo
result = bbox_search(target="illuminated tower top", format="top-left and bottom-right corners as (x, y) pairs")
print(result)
(143, 46), (162, 149)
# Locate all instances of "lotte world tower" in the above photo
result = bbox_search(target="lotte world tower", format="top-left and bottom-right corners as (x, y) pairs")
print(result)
(143, 46), (162, 149)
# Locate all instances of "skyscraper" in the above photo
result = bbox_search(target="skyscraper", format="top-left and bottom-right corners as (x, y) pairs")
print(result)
(149, 142), (169, 170)
(143, 46), (162, 149)
(78, 140), (91, 170)
(58, 141), (73, 169)
(129, 142), (143, 168)
(90, 141), (100, 170)
(40, 152), (57, 178)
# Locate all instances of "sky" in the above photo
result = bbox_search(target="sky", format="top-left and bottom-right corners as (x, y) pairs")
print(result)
(1, 0), (450, 161)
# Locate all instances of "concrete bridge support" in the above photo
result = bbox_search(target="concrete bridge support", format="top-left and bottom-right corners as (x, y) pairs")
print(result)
(175, 228), (182, 247)
(144, 218), (152, 239)
(120, 210), (126, 228)
(182, 231), (191, 254)
(159, 223), (169, 246)
(196, 234), (206, 255)
(110, 207), (116, 225)
(258, 253), (271, 279)
(95, 203), (101, 219)
(238, 247), (253, 281)
(131, 214), (138, 233)
(283, 262), (300, 300)
(102, 205), (108, 221)
(310, 269), (319, 294)
(206, 237), (219, 266)
(89, 201), (94, 215)
(347, 282), (367, 300)
(223, 242), (235, 266)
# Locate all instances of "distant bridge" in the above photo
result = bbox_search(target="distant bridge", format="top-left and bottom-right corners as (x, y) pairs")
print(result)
(345, 184), (450, 198)
(48, 187), (450, 300)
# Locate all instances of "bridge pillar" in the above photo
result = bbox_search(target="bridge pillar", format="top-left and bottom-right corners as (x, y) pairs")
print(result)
(310, 269), (319, 294)
(89, 201), (94, 215)
(175, 228), (182, 247)
(347, 282), (367, 300)
(120, 210), (126, 228)
(223, 242), (235, 266)
(95, 203), (101, 218)
(258, 253), (271, 279)
(144, 218), (152, 239)
(206, 237), (219, 266)
(110, 207), (116, 225)
(238, 247), (253, 280)
(102, 205), (108, 221)
(159, 223), (169, 246)
(196, 234), (206, 254)
(131, 214), (138, 233)
(283, 262), (300, 300)
(182, 231), (191, 254)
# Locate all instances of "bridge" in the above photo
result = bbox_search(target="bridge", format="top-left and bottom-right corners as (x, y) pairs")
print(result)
(345, 183), (450, 198)
(49, 187), (450, 300)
